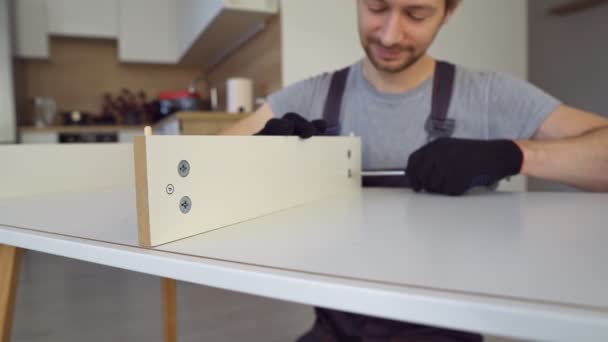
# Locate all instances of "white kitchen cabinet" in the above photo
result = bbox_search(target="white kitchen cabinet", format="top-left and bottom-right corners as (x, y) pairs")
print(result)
(47, 0), (118, 38)
(20, 131), (58, 144)
(11, 0), (49, 58)
(119, 0), (278, 65)
(118, 129), (142, 143)
(118, 0), (178, 63)
(177, 0), (278, 67)
(11, 0), (278, 65)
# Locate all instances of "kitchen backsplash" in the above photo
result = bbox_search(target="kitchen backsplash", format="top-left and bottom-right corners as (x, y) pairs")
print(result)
(13, 15), (281, 126)
(13, 36), (201, 125)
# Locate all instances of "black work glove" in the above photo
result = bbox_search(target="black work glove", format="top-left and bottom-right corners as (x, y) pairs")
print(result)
(406, 137), (523, 196)
(255, 112), (327, 138)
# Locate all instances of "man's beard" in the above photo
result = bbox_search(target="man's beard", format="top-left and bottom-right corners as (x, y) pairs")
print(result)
(363, 39), (424, 74)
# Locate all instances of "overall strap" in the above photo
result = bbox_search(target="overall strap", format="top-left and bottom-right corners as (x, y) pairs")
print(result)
(425, 61), (456, 141)
(323, 61), (457, 188)
(322, 67), (350, 136)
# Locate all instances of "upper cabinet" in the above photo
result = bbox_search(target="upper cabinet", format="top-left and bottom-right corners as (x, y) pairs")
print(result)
(118, 0), (178, 63)
(13, 0), (49, 58)
(177, 0), (278, 67)
(11, 0), (278, 65)
(47, 0), (118, 38)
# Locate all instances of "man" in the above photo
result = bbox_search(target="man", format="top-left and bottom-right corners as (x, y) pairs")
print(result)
(222, 0), (608, 339)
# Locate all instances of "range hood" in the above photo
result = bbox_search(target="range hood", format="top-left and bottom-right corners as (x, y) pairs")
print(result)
(177, 0), (278, 68)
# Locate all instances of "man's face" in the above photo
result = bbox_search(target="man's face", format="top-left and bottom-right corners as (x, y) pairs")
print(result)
(358, 0), (450, 73)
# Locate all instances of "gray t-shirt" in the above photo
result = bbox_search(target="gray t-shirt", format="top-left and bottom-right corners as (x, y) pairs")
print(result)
(268, 60), (561, 170)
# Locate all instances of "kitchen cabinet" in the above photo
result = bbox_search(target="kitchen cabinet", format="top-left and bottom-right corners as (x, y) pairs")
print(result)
(118, 0), (178, 63)
(121, 0), (278, 65)
(12, 0), (117, 58)
(12, 0), (49, 58)
(177, 0), (278, 67)
(20, 131), (58, 144)
(19, 126), (144, 144)
(11, 0), (277, 66)
(47, 0), (118, 38)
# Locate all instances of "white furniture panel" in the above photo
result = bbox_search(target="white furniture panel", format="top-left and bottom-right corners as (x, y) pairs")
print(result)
(135, 135), (361, 246)
(0, 144), (133, 199)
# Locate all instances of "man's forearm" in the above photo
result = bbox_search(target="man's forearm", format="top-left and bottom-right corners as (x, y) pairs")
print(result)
(516, 126), (608, 192)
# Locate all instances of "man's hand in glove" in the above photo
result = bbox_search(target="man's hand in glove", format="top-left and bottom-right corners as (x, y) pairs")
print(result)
(255, 112), (327, 138)
(405, 138), (524, 196)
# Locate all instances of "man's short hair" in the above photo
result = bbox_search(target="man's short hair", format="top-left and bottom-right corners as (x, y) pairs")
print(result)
(446, 0), (462, 11)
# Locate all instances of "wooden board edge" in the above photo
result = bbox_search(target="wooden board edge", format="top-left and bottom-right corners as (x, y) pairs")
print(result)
(134, 136), (152, 248)
(0, 245), (22, 342)
(161, 278), (177, 342)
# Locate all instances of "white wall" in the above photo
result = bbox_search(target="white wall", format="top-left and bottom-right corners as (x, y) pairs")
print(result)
(430, 0), (528, 78)
(529, 0), (608, 116)
(527, 0), (608, 192)
(0, 0), (17, 143)
(280, 0), (363, 86)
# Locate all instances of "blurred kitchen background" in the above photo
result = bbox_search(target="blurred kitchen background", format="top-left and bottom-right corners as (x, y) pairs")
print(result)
(0, 0), (606, 189)
(0, 0), (607, 341)
(3, 0), (284, 144)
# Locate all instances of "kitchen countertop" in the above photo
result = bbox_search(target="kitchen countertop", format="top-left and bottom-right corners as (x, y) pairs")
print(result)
(153, 111), (249, 125)
(19, 111), (250, 134)
(19, 125), (147, 133)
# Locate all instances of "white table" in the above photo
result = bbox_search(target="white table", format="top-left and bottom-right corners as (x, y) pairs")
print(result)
(1, 188), (607, 342)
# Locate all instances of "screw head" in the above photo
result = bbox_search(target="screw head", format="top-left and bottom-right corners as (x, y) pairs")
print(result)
(179, 196), (192, 214)
(166, 184), (174, 195)
(178, 160), (190, 177)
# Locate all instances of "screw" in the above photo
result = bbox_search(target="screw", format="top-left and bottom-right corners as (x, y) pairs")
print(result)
(166, 184), (174, 195)
(179, 196), (192, 214)
(178, 160), (190, 177)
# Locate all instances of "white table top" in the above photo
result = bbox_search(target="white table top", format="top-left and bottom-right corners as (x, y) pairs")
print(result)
(1, 188), (607, 341)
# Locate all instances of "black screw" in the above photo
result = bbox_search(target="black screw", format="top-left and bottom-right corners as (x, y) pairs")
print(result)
(178, 160), (190, 177)
(179, 196), (192, 214)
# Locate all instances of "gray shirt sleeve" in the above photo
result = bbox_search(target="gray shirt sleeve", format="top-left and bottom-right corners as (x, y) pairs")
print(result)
(267, 73), (332, 121)
(486, 71), (561, 140)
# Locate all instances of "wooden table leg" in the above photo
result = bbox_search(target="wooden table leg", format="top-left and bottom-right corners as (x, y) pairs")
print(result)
(0, 245), (22, 342)
(161, 278), (177, 342)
